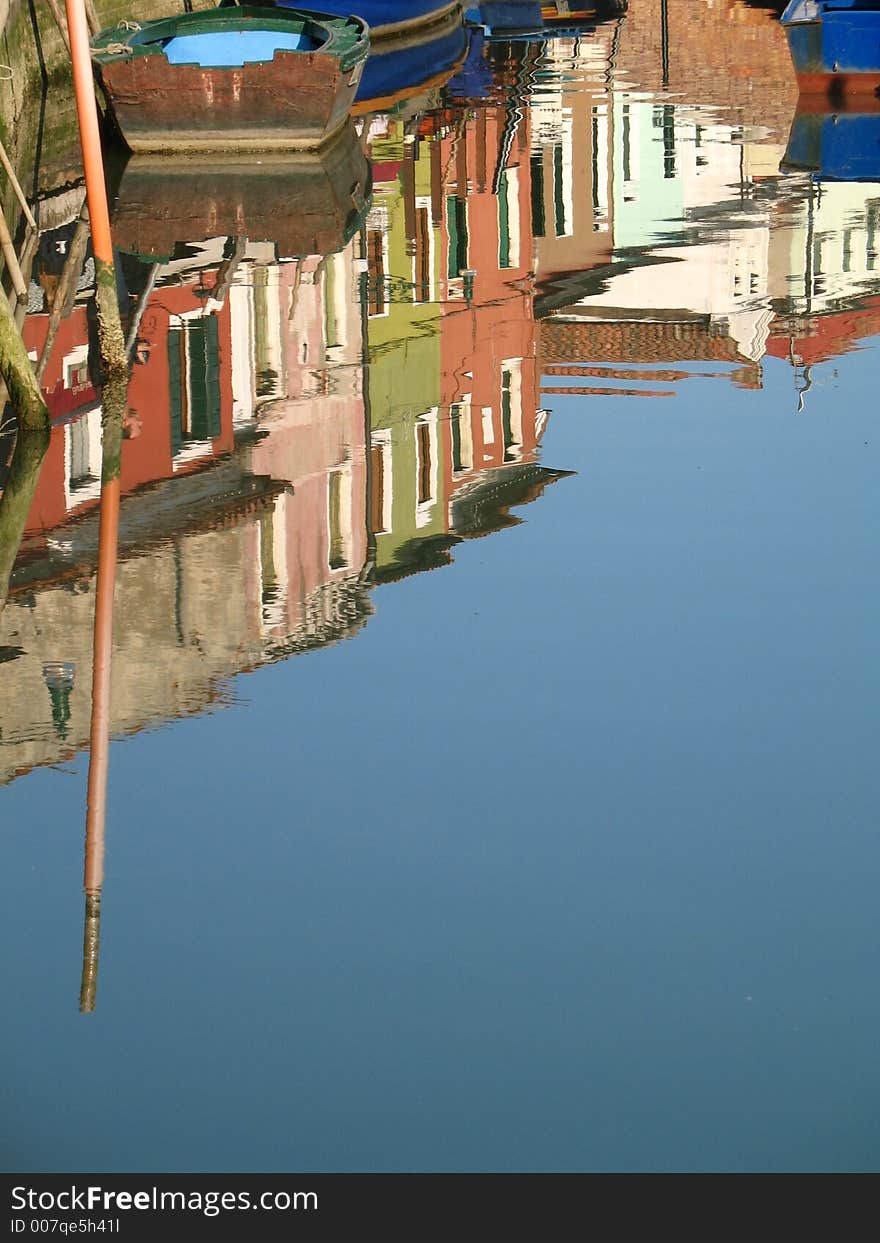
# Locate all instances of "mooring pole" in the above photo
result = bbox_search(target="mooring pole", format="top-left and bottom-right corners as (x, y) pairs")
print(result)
(62, 0), (127, 1013)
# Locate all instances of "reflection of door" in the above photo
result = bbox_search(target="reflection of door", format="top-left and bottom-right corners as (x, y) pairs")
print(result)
(168, 316), (221, 456)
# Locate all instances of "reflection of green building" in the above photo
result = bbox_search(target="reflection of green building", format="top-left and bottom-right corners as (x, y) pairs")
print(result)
(363, 122), (446, 580)
(611, 95), (685, 250)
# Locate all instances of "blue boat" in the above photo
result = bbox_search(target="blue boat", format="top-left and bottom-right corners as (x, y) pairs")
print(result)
(352, 4), (468, 107)
(466, 0), (626, 38)
(781, 0), (880, 98)
(782, 104), (880, 178)
(225, 0), (464, 41)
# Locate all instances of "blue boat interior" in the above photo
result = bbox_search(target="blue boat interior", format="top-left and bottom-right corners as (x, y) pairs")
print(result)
(162, 29), (318, 66)
(783, 0), (880, 21)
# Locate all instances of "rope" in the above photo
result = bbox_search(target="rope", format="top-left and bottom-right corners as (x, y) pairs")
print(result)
(100, 42), (134, 54)
(0, 64), (13, 80)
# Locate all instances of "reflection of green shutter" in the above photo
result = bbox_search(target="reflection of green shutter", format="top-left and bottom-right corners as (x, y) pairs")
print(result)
(531, 154), (544, 239)
(554, 144), (565, 237)
(168, 328), (182, 457)
(446, 196), (467, 277)
(168, 317), (221, 453)
(446, 195), (458, 278)
(498, 171), (510, 270)
(189, 315), (221, 440)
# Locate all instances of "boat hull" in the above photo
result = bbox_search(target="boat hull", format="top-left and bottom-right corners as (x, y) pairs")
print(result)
(92, 8), (369, 152)
(274, 0), (463, 41)
(782, 103), (880, 179)
(110, 120), (372, 259)
(783, 2), (880, 97)
(354, 5), (468, 107)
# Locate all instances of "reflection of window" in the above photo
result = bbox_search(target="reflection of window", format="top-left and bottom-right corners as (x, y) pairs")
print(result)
(498, 169), (520, 270)
(659, 104), (676, 180)
(167, 316), (221, 457)
(258, 495), (289, 633)
(415, 411), (438, 528)
(328, 466), (352, 570)
(370, 429), (392, 535)
(417, 422), (432, 504)
(368, 229), (386, 316)
(64, 406), (102, 509)
(451, 401), (473, 475)
(413, 205), (432, 302)
(501, 360), (523, 463)
(68, 415), (94, 491)
(591, 105), (609, 231)
(65, 354), (89, 390)
(446, 196), (468, 277)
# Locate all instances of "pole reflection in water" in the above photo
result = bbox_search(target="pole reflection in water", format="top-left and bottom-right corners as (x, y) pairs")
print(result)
(79, 361), (126, 1014)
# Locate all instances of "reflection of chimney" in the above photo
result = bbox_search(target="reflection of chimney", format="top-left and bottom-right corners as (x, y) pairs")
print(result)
(42, 661), (75, 741)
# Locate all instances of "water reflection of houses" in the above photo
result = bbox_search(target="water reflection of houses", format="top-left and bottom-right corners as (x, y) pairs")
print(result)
(1, 96), (571, 785)
(529, 10), (880, 397)
(362, 93), (568, 583)
(3, 186), (374, 785)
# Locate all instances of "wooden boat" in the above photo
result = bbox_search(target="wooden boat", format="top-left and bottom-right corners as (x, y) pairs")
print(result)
(781, 0), (880, 98)
(782, 99), (880, 178)
(91, 6), (369, 152)
(223, 0), (463, 43)
(109, 119), (371, 259)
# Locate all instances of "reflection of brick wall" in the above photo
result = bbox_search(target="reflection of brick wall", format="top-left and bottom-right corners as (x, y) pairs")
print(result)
(615, 0), (797, 139)
(541, 318), (746, 364)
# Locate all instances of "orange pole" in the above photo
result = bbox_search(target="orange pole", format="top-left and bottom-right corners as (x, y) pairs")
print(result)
(83, 477), (119, 897)
(80, 399), (123, 1011)
(63, 0), (113, 266)
(62, 0), (127, 1013)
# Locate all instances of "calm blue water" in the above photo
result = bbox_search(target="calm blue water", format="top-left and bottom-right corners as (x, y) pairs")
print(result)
(2, 6), (879, 1173)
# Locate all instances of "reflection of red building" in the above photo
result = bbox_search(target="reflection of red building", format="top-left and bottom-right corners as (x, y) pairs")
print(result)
(765, 298), (880, 367)
(19, 258), (235, 543)
(435, 102), (544, 503)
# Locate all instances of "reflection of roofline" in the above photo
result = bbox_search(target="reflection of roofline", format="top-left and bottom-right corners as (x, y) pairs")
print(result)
(535, 253), (680, 318)
(373, 462), (573, 584)
(9, 461), (287, 597)
(449, 463), (574, 537)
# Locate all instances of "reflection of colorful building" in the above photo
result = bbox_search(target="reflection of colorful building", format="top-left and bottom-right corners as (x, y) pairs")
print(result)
(362, 94), (568, 582)
(362, 111), (447, 575)
(2, 92), (573, 786)
(2, 236), (372, 786)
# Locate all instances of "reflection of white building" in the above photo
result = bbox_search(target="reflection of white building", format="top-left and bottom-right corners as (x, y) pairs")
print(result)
(543, 91), (778, 370)
(768, 178), (880, 317)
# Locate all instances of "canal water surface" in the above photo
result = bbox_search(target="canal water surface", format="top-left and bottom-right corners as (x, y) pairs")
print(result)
(1, 3), (879, 1171)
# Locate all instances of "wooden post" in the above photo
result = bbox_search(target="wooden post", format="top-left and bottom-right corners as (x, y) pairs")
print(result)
(0, 200), (28, 301)
(0, 293), (50, 613)
(0, 139), (37, 231)
(63, 0), (127, 380)
(45, 0), (72, 55)
(35, 201), (91, 384)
